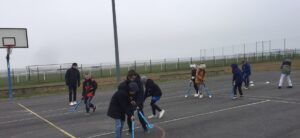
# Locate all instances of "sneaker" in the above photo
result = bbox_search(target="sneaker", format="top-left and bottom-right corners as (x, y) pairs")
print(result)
(287, 86), (293, 88)
(93, 106), (96, 112)
(184, 94), (188, 98)
(144, 129), (150, 134)
(158, 110), (165, 119)
(73, 101), (77, 105)
(194, 93), (199, 97)
(199, 94), (203, 99)
(148, 114), (155, 119)
(232, 96), (237, 100)
(244, 87), (248, 90)
(209, 95), (212, 98)
(69, 102), (73, 106)
(126, 130), (132, 136)
(278, 86), (282, 89)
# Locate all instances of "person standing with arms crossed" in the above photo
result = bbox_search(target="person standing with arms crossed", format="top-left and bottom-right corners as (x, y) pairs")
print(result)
(65, 63), (81, 105)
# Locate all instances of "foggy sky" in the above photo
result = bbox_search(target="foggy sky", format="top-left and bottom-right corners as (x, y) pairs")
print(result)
(0, 0), (300, 69)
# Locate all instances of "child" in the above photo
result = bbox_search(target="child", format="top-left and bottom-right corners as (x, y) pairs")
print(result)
(107, 82), (138, 138)
(241, 60), (251, 89)
(141, 76), (165, 119)
(278, 59), (293, 89)
(190, 64), (199, 97)
(231, 64), (243, 99)
(82, 72), (97, 114)
(195, 63), (212, 98)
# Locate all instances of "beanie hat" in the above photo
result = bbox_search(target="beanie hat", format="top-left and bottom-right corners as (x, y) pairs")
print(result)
(129, 82), (139, 93)
(141, 76), (148, 84)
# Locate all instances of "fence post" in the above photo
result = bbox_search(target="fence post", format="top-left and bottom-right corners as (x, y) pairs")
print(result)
(164, 58), (167, 72)
(178, 58), (180, 70)
(60, 65), (63, 80)
(37, 67), (40, 82)
(262, 41), (264, 61)
(134, 60), (137, 71)
(255, 42), (258, 62)
(81, 64), (84, 78)
(28, 66), (31, 81)
(144, 62), (147, 73)
(100, 64), (103, 77)
(149, 60), (152, 73)
(190, 57), (193, 64)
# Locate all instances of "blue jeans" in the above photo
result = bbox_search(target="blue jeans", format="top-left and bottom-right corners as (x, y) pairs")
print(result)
(115, 119), (124, 138)
(151, 96), (162, 115)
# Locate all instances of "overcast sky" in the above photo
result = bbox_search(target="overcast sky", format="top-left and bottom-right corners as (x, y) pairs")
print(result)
(0, 0), (300, 69)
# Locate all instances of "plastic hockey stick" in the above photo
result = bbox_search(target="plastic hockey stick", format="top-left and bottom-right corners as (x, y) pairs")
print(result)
(138, 111), (154, 129)
(70, 99), (83, 112)
(229, 87), (234, 98)
(132, 118), (135, 138)
(202, 83), (212, 96)
(185, 81), (193, 97)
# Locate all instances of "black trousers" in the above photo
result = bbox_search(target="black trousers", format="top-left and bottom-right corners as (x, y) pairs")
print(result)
(192, 79), (199, 93)
(68, 85), (77, 102)
(84, 96), (95, 113)
(233, 83), (243, 96)
(244, 75), (250, 88)
(127, 109), (147, 131)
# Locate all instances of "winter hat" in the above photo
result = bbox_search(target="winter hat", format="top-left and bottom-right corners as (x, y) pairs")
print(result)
(141, 76), (148, 84)
(72, 63), (78, 67)
(129, 82), (139, 93)
(199, 63), (206, 69)
(190, 64), (196, 68)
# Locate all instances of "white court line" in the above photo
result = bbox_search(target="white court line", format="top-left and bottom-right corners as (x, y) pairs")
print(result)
(18, 103), (77, 138)
(85, 100), (270, 138)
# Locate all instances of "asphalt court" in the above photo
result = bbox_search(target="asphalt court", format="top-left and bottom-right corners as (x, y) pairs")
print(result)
(0, 71), (299, 138)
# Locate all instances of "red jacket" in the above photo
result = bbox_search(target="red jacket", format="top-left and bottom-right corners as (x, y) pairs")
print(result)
(82, 79), (98, 97)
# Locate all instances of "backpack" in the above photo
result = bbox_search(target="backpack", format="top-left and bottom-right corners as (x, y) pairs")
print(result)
(282, 65), (291, 75)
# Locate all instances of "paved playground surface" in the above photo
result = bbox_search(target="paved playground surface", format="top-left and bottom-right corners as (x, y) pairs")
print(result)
(1, 71), (299, 138)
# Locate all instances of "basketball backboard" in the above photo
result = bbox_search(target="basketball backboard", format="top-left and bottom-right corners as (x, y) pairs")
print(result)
(0, 28), (28, 48)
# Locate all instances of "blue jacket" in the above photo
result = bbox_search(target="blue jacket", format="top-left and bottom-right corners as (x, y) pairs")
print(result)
(231, 64), (243, 84)
(242, 63), (251, 76)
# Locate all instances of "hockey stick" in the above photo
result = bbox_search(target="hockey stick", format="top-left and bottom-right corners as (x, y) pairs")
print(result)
(132, 118), (135, 138)
(70, 99), (83, 112)
(138, 111), (154, 129)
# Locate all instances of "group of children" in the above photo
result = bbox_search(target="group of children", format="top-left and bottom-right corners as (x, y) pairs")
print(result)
(65, 58), (293, 138)
(107, 69), (165, 138)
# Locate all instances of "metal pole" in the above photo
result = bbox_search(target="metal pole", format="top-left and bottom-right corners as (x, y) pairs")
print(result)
(112, 0), (121, 82)
(255, 42), (258, 61)
(262, 41), (264, 61)
(6, 49), (13, 100)
(243, 43), (246, 60)
(269, 40), (271, 60)
(283, 38), (286, 58)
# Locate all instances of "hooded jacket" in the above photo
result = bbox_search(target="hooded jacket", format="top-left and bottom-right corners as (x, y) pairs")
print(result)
(195, 68), (206, 85)
(107, 82), (133, 121)
(231, 64), (243, 84)
(144, 79), (162, 99)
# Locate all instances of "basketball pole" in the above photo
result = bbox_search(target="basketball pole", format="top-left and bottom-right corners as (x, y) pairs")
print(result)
(6, 47), (13, 100)
(111, 0), (121, 82)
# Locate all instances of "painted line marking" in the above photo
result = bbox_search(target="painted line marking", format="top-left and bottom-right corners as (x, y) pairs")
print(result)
(18, 103), (76, 138)
(85, 100), (270, 138)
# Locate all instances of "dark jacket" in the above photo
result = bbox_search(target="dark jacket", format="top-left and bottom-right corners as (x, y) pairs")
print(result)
(82, 79), (97, 97)
(144, 79), (162, 99)
(107, 83), (132, 121)
(281, 60), (292, 75)
(242, 63), (251, 76)
(120, 75), (145, 109)
(65, 68), (80, 86)
(231, 64), (243, 84)
(191, 68), (196, 80)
